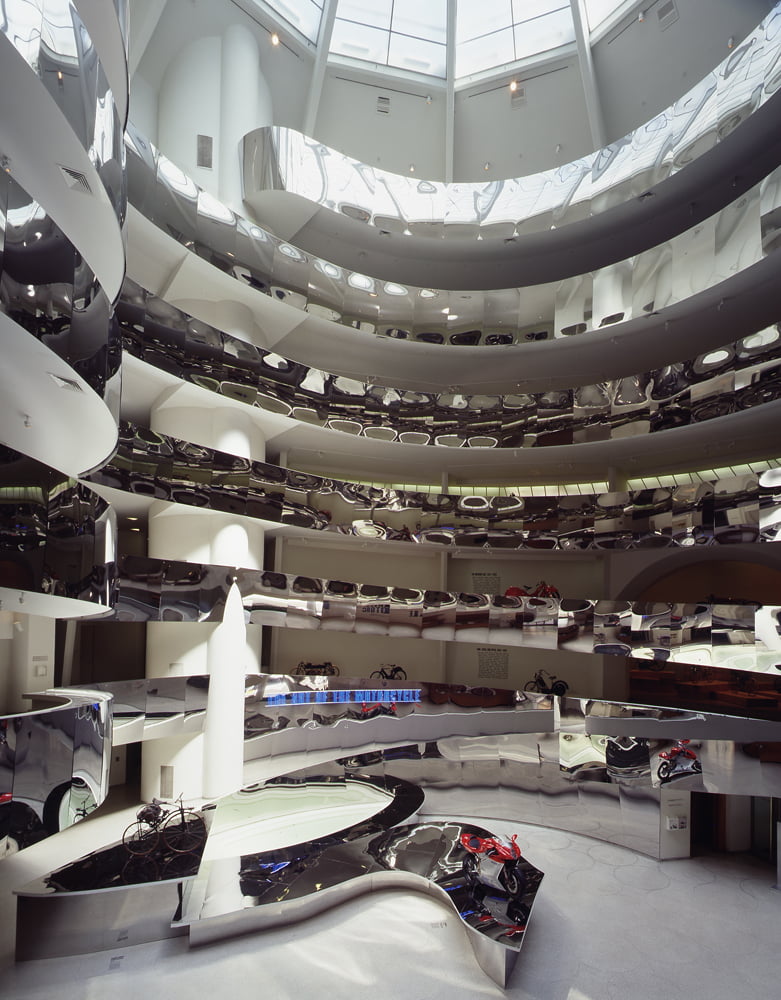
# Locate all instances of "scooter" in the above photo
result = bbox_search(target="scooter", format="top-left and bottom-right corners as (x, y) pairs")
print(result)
(657, 739), (702, 781)
(460, 831), (524, 895)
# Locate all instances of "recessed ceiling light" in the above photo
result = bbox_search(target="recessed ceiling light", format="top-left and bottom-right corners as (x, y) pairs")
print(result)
(271, 32), (280, 46)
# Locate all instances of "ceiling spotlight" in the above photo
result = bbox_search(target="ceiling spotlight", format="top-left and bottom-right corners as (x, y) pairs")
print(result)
(509, 80), (518, 92)
(409, 164), (415, 173)
(425, 95), (432, 104)
(727, 36), (734, 49)
(555, 144), (562, 154)
(22, 414), (30, 428)
(270, 32), (280, 46)
(638, 10), (645, 22)
(18, 593), (24, 605)
(483, 162), (490, 171)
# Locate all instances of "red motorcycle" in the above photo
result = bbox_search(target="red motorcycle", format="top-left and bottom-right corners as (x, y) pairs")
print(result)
(460, 832), (524, 895)
(657, 739), (702, 781)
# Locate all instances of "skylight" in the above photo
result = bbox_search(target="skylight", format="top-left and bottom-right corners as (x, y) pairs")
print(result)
(456, 1), (575, 78)
(262, 0), (325, 44)
(583, 0), (631, 31)
(330, 0), (448, 77)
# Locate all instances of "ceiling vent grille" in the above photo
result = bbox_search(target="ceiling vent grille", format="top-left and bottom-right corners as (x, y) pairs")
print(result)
(57, 165), (91, 194)
(658, 0), (679, 31)
(376, 95), (391, 114)
(511, 86), (526, 108)
(197, 134), (213, 168)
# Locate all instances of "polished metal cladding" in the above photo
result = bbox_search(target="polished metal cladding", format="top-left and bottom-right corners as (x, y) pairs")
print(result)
(0, 452), (117, 609)
(0, 688), (112, 852)
(247, 6), (781, 243)
(127, 104), (781, 348)
(91, 417), (776, 553)
(0, 169), (123, 413)
(18, 684), (781, 979)
(1, 0), (127, 222)
(117, 282), (781, 450)
(106, 554), (781, 703)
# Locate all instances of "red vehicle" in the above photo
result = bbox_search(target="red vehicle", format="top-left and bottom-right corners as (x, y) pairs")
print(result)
(460, 831), (523, 894)
(657, 739), (702, 780)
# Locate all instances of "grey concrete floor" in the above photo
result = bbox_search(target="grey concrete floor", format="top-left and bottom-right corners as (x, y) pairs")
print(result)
(0, 789), (779, 1000)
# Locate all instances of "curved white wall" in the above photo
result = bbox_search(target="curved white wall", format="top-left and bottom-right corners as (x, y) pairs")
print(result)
(157, 26), (273, 215)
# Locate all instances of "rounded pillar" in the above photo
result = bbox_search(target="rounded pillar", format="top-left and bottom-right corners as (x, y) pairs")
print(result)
(220, 22), (273, 212)
(142, 399), (266, 801)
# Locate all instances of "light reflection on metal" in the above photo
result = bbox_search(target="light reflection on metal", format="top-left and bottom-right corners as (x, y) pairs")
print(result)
(90, 418), (775, 551)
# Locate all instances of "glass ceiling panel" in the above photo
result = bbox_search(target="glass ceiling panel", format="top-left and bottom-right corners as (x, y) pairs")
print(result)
(457, 27), (515, 78)
(457, 0), (513, 43)
(327, 0), (584, 79)
(262, 0), (324, 43)
(393, 0), (448, 44)
(513, 8), (575, 60)
(388, 33), (447, 77)
(512, 0), (570, 20)
(455, 0), (574, 78)
(331, 0), (448, 77)
(338, 0), (392, 32)
(583, 0), (629, 31)
(331, 19), (390, 63)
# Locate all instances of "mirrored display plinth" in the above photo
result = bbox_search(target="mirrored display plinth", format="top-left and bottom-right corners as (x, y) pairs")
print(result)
(181, 775), (541, 989)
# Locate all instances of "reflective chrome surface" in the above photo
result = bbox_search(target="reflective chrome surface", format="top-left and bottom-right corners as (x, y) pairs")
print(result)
(0, 164), (123, 416)
(0, 448), (117, 609)
(0, 689), (112, 852)
(109, 557), (781, 683)
(247, 7), (781, 244)
(91, 419), (775, 550)
(127, 117), (781, 346)
(1, 0), (127, 228)
(119, 282), (781, 449)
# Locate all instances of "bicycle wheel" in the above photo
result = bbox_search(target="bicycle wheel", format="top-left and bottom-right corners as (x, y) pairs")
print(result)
(121, 853), (159, 885)
(551, 680), (568, 696)
(370, 670), (384, 679)
(122, 819), (159, 856)
(523, 681), (538, 692)
(394, 668), (407, 680)
(162, 810), (207, 853)
(161, 851), (200, 881)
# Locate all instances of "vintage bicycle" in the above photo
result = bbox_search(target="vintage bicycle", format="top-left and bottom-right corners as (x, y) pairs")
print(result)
(370, 663), (407, 681)
(122, 795), (206, 857)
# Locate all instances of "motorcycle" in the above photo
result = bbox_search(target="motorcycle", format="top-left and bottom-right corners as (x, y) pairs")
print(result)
(460, 831), (524, 895)
(657, 739), (702, 781)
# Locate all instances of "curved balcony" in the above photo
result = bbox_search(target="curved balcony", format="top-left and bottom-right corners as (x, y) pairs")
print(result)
(127, 122), (781, 358)
(0, 451), (117, 617)
(0, 2), (127, 475)
(242, 4), (781, 288)
(118, 284), (781, 455)
(0, 687), (113, 853)
(103, 553), (781, 695)
(88, 419), (775, 554)
(0, 2), (126, 301)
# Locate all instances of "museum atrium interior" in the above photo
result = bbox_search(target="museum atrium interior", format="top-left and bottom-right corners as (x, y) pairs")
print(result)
(2, 0), (781, 996)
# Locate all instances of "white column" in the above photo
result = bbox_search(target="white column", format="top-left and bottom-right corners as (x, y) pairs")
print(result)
(141, 398), (265, 801)
(219, 22), (272, 214)
(202, 583), (247, 799)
